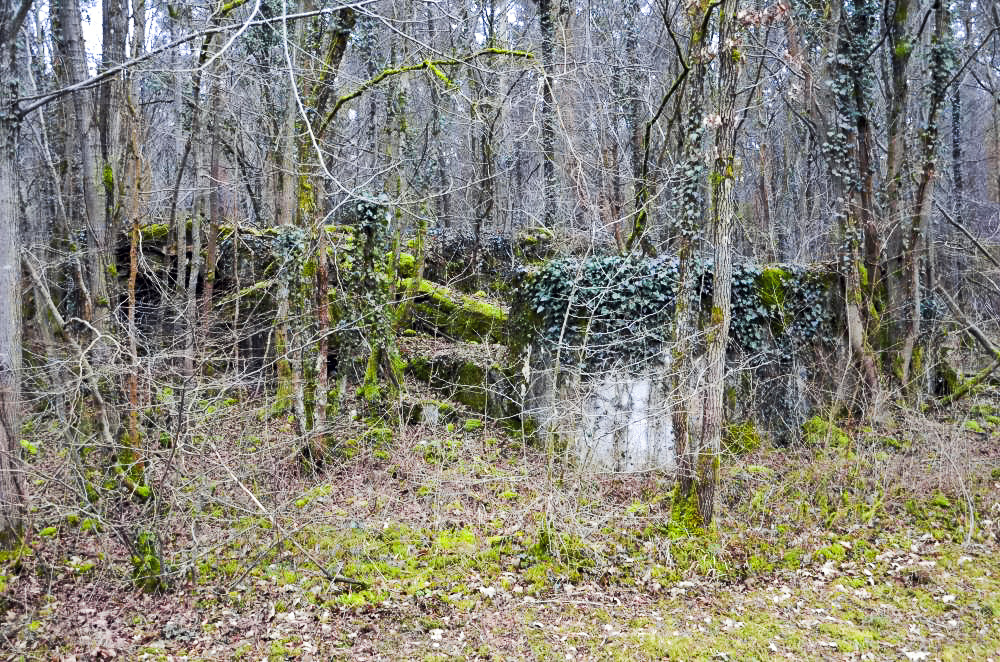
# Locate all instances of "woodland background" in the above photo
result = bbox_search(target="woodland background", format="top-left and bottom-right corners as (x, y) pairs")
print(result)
(0, 0), (999, 658)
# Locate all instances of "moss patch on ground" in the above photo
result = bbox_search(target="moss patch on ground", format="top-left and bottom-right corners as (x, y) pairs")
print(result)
(802, 415), (850, 447)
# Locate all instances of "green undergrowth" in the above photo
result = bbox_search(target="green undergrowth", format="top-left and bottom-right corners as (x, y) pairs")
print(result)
(12, 380), (1000, 660)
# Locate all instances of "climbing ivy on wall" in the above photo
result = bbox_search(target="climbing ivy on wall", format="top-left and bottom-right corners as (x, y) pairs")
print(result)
(521, 255), (833, 372)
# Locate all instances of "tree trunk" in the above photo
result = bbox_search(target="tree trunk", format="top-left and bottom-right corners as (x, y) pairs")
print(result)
(54, 0), (109, 328)
(203, 87), (221, 323)
(537, 0), (557, 227)
(895, 0), (951, 394)
(0, 0), (30, 545)
(671, 5), (710, 527)
(99, 0), (127, 264)
(698, 0), (741, 526)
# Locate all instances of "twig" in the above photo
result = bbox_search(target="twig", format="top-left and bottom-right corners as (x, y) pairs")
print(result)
(934, 284), (1000, 358)
(933, 283), (1000, 407)
(935, 201), (1000, 270)
(212, 444), (369, 590)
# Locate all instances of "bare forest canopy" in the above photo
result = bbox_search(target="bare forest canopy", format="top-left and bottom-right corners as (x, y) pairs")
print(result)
(1, 0), (1000, 598)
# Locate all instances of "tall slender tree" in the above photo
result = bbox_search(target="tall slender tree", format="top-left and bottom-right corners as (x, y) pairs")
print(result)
(0, 0), (32, 545)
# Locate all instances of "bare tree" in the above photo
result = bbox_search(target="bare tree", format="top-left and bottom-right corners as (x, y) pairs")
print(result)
(0, 0), (31, 545)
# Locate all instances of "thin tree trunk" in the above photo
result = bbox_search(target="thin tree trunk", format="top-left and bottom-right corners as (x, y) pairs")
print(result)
(203, 83), (221, 323)
(126, 110), (141, 464)
(537, 0), (556, 227)
(99, 0), (127, 262)
(950, 87), (964, 301)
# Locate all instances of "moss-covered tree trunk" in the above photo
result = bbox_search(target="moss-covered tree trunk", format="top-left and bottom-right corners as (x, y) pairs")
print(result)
(289, 5), (356, 439)
(356, 202), (404, 405)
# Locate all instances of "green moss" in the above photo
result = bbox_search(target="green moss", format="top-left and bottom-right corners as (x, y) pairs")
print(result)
(877, 435), (904, 450)
(723, 421), (762, 455)
(131, 531), (167, 593)
(433, 528), (478, 555)
(453, 362), (487, 411)
(401, 277), (507, 343)
(758, 266), (789, 309)
(515, 226), (554, 260)
(360, 351), (381, 403)
(407, 357), (431, 382)
(389, 251), (416, 278)
(969, 403), (998, 418)
(964, 420), (985, 434)
(815, 543), (847, 562)
(802, 416), (850, 447)
(670, 483), (706, 534)
(140, 223), (170, 242)
(818, 623), (875, 652)
(464, 418), (483, 432)
(102, 162), (114, 193)
(930, 492), (951, 509)
(294, 484), (334, 509)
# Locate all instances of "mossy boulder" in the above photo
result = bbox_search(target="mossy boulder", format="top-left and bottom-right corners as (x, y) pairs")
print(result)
(516, 226), (555, 261)
(139, 223), (170, 243)
(404, 398), (458, 425)
(400, 277), (508, 343)
(404, 355), (516, 420)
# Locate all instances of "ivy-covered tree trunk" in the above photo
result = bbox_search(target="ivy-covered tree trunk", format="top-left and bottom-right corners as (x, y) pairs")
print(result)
(696, 0), (741, 527)
(355, 201), (403, 405)
(270, 11), (307, 417)
(670, 3), (710, 528)
(825, 0), (880, 397)
(535, 0), (557, 227)
(669, 114), (702, 526)
(894, 0), (953, 396)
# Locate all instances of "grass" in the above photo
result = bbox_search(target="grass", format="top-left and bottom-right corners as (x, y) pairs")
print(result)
(4, 387), (1000, 660)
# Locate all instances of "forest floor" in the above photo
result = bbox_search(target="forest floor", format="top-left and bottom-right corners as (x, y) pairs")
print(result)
(3, 386), (1000, 661)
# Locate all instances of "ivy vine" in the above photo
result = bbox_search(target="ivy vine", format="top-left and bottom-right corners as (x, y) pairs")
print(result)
(520, 255), (833, 372)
